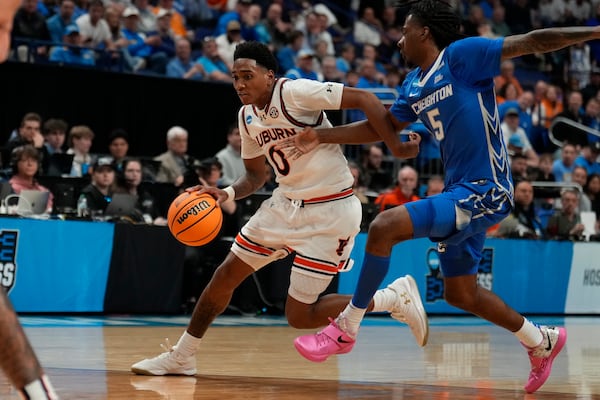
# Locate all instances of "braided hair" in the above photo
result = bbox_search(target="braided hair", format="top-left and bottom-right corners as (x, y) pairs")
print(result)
(233, 41), (278, 74)
(397, 0), (465, 49)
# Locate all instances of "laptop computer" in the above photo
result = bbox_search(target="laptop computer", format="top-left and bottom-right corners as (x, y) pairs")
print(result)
(105, 193), (138, 217)
(17, 190), (50, 215)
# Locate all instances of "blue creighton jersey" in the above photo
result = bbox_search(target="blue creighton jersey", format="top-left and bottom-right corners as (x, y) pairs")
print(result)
(390, 37), (513, 200)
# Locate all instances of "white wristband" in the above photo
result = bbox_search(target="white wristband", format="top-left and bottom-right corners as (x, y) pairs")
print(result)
(223, 186), (235, 202)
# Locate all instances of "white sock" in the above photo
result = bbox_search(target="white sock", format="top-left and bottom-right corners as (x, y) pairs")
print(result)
(337, 302), (366, 337)
(372, 288), (396, 312)
(20, 375), (59, 400)
(175, 331), (202, 357)
(514, 318), (543, 348)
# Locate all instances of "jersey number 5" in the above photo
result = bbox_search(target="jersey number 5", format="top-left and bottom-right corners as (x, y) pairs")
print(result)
(426, 108), (445, 141)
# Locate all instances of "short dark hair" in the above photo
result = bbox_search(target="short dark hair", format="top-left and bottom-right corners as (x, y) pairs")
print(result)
(233, 41), (278, 73)
(400, 0), (465, 49)
(43, 118), (68, 135)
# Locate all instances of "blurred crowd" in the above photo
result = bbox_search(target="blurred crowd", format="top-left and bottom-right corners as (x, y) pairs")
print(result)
(3, 0), (600, 241)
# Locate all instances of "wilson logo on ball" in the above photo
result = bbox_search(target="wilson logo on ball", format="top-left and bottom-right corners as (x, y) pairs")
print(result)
(176, 200), (212, 224)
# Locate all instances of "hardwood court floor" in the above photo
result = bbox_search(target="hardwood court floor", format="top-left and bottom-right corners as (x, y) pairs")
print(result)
(0, 315), (598, 399)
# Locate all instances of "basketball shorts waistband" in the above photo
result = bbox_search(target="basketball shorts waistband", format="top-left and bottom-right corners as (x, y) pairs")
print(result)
(286, 187), (354, 207)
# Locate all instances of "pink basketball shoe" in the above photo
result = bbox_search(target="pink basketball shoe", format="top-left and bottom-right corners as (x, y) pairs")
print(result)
(294, 318), (355, 362)
(524, 326), (567, 393)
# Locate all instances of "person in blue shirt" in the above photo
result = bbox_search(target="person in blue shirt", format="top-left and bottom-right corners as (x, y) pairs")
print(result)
(280, 0), (600, 393)
(48, 24), (95, 67)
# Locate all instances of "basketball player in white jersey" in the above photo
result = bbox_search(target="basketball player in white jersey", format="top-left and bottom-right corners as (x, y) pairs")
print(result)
(131, 41), (427, 375)
(0, 1), (60, 399)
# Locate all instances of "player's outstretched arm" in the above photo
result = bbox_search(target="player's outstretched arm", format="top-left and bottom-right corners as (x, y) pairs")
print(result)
(502, 26), (600, 61)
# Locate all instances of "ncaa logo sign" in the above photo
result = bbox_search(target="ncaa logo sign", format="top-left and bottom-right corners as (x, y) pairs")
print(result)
(425, 246), (494, 303)
(0, 230), (18, 294)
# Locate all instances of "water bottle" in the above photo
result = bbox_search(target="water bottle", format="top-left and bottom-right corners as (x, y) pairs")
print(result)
(77, 194), (89, 217)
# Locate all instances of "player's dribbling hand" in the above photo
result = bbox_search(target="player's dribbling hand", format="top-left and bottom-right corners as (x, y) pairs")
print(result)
(185, 184), (228, 205)
(275, 127), (320, 160)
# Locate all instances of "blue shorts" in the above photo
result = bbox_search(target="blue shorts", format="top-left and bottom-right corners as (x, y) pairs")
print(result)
(405, 180), (512, 277)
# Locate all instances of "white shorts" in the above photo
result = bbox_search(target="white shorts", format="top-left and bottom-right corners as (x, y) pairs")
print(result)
(231, 188), (362, 304)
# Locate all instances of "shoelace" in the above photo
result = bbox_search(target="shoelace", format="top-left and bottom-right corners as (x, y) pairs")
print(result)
(290, 199), (302, 219)
(159, 338), (175, 353)
(315, 318), (338, 348)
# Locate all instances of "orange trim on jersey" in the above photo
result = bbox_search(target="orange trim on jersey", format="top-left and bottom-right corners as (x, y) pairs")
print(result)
(279, 79), (325, 128)
(294, 254), (338, 274)
(234, 233), (273, 257)
(303, 187), (354, 205)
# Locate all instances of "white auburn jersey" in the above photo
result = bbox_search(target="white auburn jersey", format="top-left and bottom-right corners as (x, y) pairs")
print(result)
(239, 78), (354, 200)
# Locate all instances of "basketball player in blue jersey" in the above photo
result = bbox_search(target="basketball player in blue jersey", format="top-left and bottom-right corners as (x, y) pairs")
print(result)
(131, 41), (428, 377)
(280, 0), (600, 393)
(0, 1), (60, 399)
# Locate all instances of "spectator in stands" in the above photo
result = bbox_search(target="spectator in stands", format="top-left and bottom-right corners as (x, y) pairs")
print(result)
(213, 0), (251, 37)
(166, 37), (204, 80)
(4, 112), (44, 155)
(424, 174), (444, 197)
(196, 36), (231, 82)
(216, 19), (244, 70)
(113, 157), (166, 224)
(42, 118), (68, 155)
(491, 5), (511, 37)
(348, 160), (369, 204)
(461, 3), (486, 37)
(581, 69), (600, 104)
(491, 179), (544, 239)
(76, 0), (113, 50)
(298, 10), (334, 56)
(353, 6), (383, 48)
(553, 142), (578, 182)
(49, 23), (96, 66)
(260, 3), (291, 52)
(567, 42), (592, 89)
(276, 29), (303, 75)
(581, 97), (600, 142)
(531, 80), (551, 153)
(154, 125), (195, 188)
(284, 48), (321, 81)
(496, 81), (519, 104)
(152, 0), (193, 40)
(511, 153), (530, 182)
(121, 6), (155, 72)
(242, 4), (267, 44)
(320, 55), (345, 83)
(214, 123), (243, 187)
(501, 107), (539, 167)
(575, 141), (600, 175)
(540, 84), (564, 131)
(357, 43), (387, 76)
(530, 152), (559, 199)
(335, 42), (356, 75)
(498, 90), (535, 139)
(494, 59), (524, 97)
(46, 0), (76, 43)
(67, 124), (95, 177)
(546, 188), (586, 240)
(134, 0), (158, 34)
(104, 5), (145, 72)
(374, 165), (419, 213)
(11, 0), (51, 62)
(143, 7), (176, 74)
(107, 128), (129, 173)
(360, 143), (392, 193)
(573, 165), (592, 212)
(80, 156), (115, 215)
(346, 59), (393, 122)
(585, 173), (600, 220)
(552, 90), (587, 149)
(8, 145), (53, 212)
